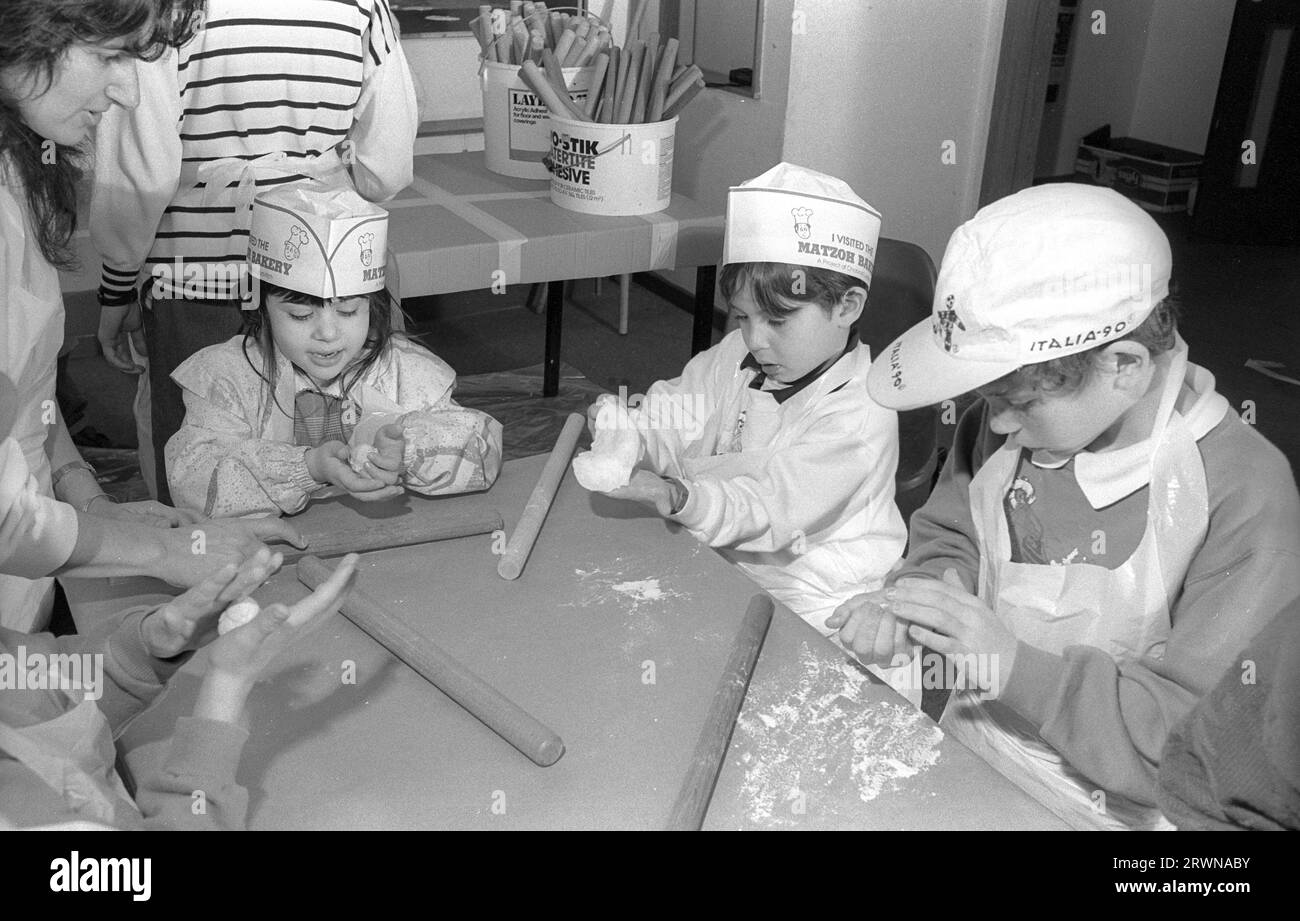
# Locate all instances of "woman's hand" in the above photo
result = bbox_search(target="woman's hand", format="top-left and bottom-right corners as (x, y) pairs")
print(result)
(94, 497), (203, 529)
(141, 547), (282, 658)
(306, 442), (403, 502)
(153, 516), (306, 589)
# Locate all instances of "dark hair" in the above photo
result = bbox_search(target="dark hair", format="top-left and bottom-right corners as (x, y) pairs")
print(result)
(1005, 298), (1180, 394)
(0, 0), (205, 268)
(240, 281), (400, 415)
(719, 261), (866, 319)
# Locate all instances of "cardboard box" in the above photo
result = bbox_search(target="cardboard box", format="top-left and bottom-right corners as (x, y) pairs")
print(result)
(1074, 133), (1202, 213)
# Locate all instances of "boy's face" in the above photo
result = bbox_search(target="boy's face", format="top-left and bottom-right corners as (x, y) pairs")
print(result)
(729, 286), (858, 384)
(266, 292), (371, 388)
(978, 368), (1136, 456)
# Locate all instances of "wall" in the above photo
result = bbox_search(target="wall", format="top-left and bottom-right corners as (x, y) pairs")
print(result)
(781, 0), (1007, 266)
(1128, 0), (1234, 153)
(1042, 0), (1233, 176)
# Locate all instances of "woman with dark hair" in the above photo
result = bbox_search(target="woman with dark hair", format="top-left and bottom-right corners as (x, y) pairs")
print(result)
(0, 0), (301, 632)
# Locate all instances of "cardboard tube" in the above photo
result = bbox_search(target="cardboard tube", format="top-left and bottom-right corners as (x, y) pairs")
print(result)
(665, 594), (775, 830)
(667, 63), (703, 99)
(631, 34), (656, 123)
(627, 0), (649, 41)
(519, 59), (581, 119)
(298, 556), (566, 768)
(497, 413), (585, 580)
(562, 35), (587, 67)
(583, 52), (610, 120)
(647, 37), (678, 122)
(662, 77), (704, 119)
(616, 40), (643, 124)
(599, 45), (620, 123)
(282, 507), (504, 564)
(539, 49), (587, 119)
(554, 27), (577, 64)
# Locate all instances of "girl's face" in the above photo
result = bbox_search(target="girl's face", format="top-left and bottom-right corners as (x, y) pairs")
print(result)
(266, 293), (372, 389)
(0, 36), (143, 146)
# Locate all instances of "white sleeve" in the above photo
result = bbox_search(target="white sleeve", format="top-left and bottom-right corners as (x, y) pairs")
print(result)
(90, 53), (183, 299)
(0, 439), (78, 579)
(349, 0), (418, 202)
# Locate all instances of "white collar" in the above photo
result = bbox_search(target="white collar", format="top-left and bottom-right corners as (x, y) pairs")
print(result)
(1026, 356), (1228, 509)
(293, 366), (346, 398)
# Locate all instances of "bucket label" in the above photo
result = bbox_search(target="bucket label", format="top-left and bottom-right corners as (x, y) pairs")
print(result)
(548, 121), (676, 216)
(507, 87), (589, 161)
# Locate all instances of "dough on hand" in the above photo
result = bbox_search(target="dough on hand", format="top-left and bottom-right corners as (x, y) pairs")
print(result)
(349, 443), (377, 474)
(573, 401), (641, 492)
(218, 598), (261, 636)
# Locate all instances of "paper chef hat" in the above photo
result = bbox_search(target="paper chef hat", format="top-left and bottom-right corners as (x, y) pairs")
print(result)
(723, 162), (882, 286)
(248, 186), (389, 300)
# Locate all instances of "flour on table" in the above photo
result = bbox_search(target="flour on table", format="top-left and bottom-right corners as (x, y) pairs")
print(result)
(734, 643), (944, 826)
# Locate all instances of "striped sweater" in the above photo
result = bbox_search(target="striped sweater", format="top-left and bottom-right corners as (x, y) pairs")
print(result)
(92, 0), (417, 301)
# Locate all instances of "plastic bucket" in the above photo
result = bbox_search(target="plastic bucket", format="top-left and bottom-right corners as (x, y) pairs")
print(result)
(480, 59), (595, 179)
(545, 114), (677, 216)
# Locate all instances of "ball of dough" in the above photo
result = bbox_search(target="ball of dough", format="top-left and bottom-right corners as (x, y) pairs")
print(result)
(573, 400), (641, 492)
(218, 598), (261, 636)
(349, 443), (377, 474)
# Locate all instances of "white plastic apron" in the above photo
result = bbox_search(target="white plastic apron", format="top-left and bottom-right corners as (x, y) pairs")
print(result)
(945, 348), (1208, 829)
(0, 693), (135, 828)
(676, 364), (919, 705)
(179, 147), (351, 233)
(1, 182), (65, 631)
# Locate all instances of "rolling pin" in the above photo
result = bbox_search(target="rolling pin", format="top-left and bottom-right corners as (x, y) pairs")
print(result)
(497, 413), (585, 580)
(665, 594), (775, 830)
(281, 507), (504, 564)
(297, 555), (565, 767)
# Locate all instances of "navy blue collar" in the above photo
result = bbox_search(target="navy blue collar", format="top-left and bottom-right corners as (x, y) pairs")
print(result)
(740, 328), (858, 405)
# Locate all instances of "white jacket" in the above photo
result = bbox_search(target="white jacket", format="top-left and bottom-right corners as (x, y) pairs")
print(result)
(167, 335), (502, 518)
(636, 330), (906, 630)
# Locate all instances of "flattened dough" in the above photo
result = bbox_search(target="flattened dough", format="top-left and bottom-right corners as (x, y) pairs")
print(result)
(573, 400), (641, 492)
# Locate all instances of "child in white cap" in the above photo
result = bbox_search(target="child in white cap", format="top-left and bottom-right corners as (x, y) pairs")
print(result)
(165, 187), (503, 518)
(577, 163), (907, 648)
(831, 183), (1300, 829)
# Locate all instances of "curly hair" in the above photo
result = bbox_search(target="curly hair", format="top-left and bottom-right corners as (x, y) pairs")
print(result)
(0, 0), (205, 268)
(1005, 298), (1181, 394)
(719, 261), (866, 319)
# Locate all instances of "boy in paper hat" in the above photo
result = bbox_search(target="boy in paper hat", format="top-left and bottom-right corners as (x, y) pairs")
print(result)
(165, 187), (502, 517)
(577, 163), (907, 648)
(831, 183), (1300, 828)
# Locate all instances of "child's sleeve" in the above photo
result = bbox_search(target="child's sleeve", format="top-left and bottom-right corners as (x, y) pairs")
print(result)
(887, 400), (999, 591)
(90, 53), (183, 303)
(671, 391), (899, 555)
(349, 0), (418, 202)
(134, 718), (251, 830)
(387, 345), (503, 496)
(997, 420), (1300, 806)
(166, 363), (320, 519)
(633, 344), (727, 477)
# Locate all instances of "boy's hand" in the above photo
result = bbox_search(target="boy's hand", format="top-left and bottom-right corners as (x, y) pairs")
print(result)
(306, 442), (403, 502)
(894, 569), (1019, 688)
(826, 588), (912, 667)
(194, 554), (358, 723)
(605, 470), (674, 516)
(141, 548), (282, 658)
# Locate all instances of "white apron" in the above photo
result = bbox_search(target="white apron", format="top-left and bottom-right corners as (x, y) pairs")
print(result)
(0, 693), (136, 828)
(677, 365), (918, 705)
(944, 348), (1208, 829)
(1, 181), (65, 631)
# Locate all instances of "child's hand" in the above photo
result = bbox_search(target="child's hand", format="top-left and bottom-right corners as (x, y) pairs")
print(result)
(194, 554), (359, 724)
(605, 470), (675, 516)
(893, 569), (1019, 689)
(141, 547), (282, 658)
(826, 588), (912, 667)
(306, 442), (404, 502)
(587, 393), (618, 436)
(365, 424), (406, 485)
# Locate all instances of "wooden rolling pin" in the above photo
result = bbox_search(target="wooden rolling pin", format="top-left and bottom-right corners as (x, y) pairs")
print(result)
(281, 507), (504, 564)
(497, 413), (585, 580)
(665, 594), (775, 830)
(297, 555), (566, 767)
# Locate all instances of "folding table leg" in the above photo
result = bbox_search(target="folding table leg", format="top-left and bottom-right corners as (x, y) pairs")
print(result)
(544, 279), (564, 397)
(692, 264), (717, 355)
(618, 273), (631, 335)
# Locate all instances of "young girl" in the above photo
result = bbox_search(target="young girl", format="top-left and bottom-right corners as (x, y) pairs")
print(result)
(166, 186), (503, 518)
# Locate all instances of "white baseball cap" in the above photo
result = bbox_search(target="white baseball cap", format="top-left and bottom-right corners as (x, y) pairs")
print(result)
(723, 162), (882, 286)
(867, 184), (1171, 410)
(248, 186), (388, 302)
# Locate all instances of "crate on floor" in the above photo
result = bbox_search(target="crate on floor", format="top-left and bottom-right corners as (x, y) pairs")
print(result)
(1074, 126), (1202, 214)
